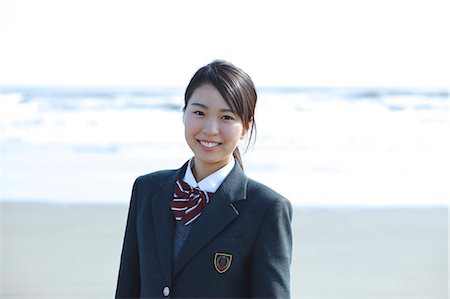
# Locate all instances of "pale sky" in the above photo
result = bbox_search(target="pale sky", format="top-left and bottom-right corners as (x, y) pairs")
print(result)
(0, 0), (448, 87)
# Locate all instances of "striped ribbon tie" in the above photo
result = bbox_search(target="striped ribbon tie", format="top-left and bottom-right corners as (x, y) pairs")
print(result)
(170, 179), (214, 225)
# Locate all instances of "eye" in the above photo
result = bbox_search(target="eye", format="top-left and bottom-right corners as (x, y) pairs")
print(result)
(193, 110), (204, 116)
(222, 115), (235, 121)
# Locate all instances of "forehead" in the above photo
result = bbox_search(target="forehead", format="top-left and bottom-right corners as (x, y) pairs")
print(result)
(187, 84), (232, 109)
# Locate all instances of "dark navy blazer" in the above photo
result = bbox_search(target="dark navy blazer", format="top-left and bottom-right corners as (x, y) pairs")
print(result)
(116, 161), (293, 298)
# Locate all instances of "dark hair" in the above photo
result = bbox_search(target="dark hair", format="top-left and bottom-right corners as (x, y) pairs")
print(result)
(184, 60), (257, 170)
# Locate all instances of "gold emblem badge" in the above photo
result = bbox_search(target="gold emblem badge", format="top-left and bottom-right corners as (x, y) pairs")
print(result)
(214, 252), (232, 274)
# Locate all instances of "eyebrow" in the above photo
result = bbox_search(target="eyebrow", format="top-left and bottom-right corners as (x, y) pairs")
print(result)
(189, 102), (235, 113)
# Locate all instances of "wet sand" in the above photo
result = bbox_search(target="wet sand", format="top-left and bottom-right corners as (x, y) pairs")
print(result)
(1, 203), (448, 298)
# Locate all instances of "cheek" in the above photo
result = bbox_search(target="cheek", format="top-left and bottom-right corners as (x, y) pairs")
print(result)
(226, 124), (244, 142)
(184, 117), (202, 139)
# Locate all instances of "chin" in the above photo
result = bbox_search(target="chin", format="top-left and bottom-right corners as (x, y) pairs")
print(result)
(195, 156), (221, 165)
(194, 153), (228, 166)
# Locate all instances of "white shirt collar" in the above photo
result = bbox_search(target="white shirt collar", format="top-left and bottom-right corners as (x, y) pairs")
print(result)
(183, 158), (235, 193)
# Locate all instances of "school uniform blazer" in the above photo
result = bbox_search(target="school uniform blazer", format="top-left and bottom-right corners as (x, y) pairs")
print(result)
(116, 161), (293, 299)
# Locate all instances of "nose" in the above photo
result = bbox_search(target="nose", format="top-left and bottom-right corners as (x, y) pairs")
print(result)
(202, 117), (219, 135)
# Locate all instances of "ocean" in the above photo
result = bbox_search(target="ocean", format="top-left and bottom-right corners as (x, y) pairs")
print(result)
(1, 86), (448, 206)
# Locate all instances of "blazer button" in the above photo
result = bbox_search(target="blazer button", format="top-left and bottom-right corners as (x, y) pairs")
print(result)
(162, 286), (170, 297)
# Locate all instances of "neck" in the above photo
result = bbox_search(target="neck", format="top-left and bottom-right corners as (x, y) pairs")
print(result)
(192, 157), (232, 182)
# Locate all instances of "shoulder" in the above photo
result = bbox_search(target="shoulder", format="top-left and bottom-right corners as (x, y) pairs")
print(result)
(247, 178), (286, 202)
(138, 169), (176, 183)
(246, 178), (292, 213)
(132, 168), (179, 193)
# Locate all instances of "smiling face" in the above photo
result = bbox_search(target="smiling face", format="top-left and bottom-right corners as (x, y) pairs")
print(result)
(183, 83), (246, 180)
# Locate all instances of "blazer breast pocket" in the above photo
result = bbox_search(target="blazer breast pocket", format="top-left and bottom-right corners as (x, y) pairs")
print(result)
(209, 238), (250, 279)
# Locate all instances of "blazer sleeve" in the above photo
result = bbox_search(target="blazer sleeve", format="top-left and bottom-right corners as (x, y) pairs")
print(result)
(115, 177), (141, 299)
(250, 197), (293, 298)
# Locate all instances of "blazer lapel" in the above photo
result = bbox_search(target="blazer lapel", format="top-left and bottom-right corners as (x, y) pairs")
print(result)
(152, 162), (188, 284)
(173, 163), (248, 276)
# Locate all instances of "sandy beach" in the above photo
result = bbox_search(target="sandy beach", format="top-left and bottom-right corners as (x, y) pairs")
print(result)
(1, 203), (448, 298)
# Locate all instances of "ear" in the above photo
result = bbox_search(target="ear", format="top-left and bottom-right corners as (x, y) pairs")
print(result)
(241, 117), (253, 139)
(182, 109), (187, 124)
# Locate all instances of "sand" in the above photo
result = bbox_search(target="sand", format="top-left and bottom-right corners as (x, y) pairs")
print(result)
(1, 203), (448, 298)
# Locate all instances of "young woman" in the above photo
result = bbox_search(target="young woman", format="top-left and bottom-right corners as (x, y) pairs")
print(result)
(116, 60), (293, 298)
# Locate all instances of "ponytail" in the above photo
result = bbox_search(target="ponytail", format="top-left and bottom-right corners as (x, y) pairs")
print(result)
(233, 147), (244, 170)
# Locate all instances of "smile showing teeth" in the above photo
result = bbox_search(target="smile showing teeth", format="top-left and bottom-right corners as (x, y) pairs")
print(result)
(199, 140), (220, 148)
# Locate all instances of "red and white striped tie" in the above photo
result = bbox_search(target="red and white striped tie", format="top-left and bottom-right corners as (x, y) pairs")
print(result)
(170, 179), (214, 225)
